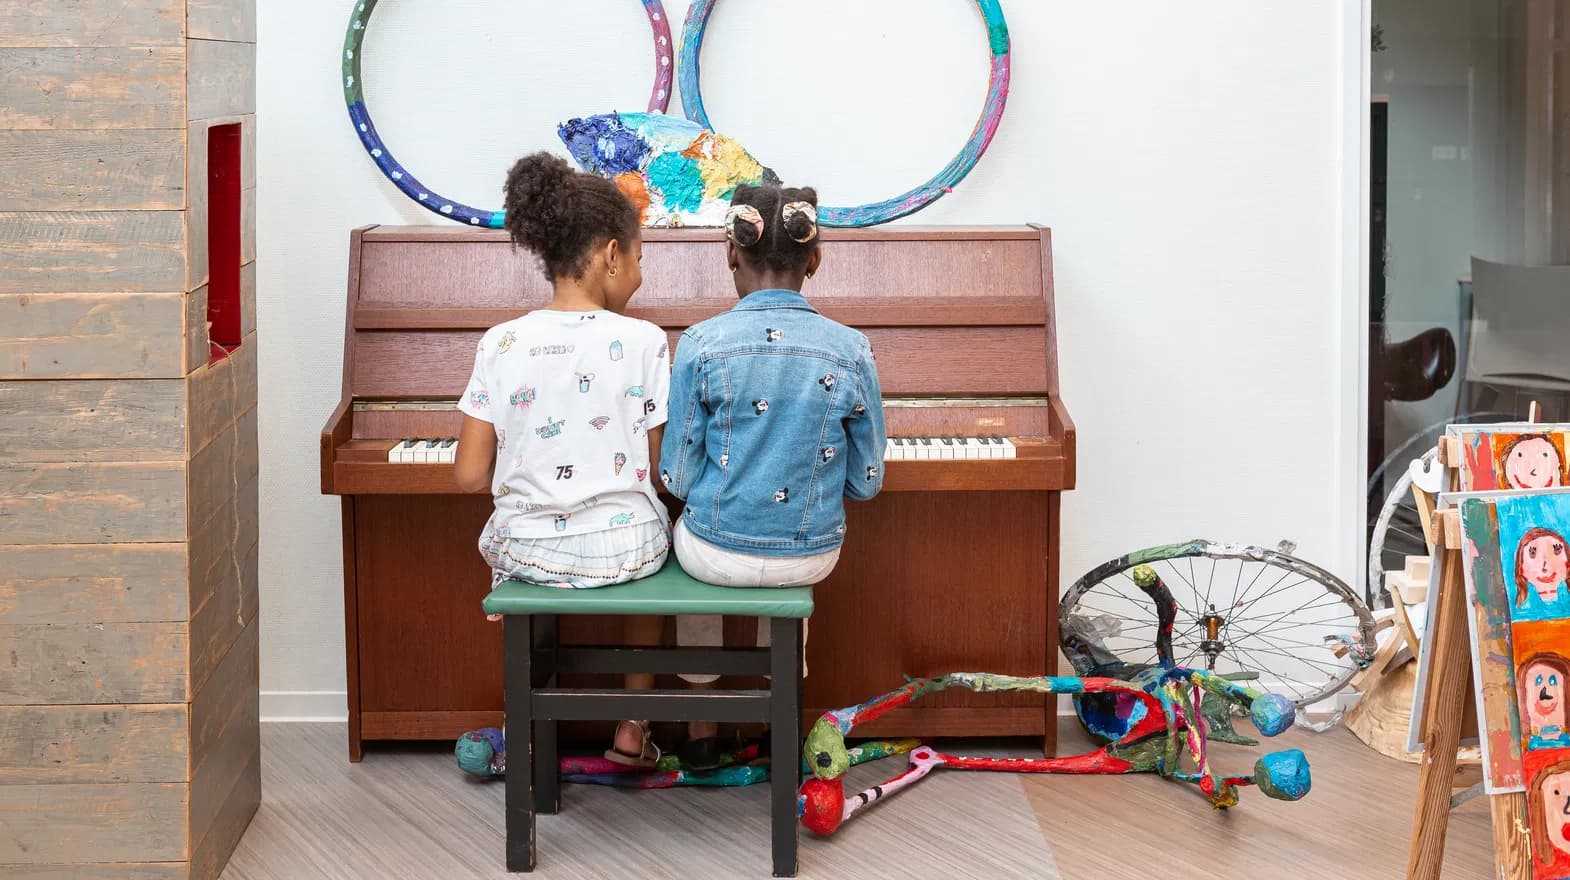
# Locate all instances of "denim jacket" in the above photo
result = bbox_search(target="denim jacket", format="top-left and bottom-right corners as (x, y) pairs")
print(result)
(661, 289), (887, 556)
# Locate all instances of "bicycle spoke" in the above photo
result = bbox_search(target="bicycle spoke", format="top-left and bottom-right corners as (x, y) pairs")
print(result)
(1076, 602), (1160, 625)
(1225, 638), (1350, 676)
(1231, 588), (1353, 636)
(1228, 575), (1319, 620)
(1227, 644), (1314, 700)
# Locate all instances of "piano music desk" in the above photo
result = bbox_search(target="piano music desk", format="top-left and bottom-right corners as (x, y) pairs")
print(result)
(322, 225), (1075, 760)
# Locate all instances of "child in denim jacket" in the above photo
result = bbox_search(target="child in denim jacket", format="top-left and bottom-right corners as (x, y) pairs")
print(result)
(660, 184), (886, 766)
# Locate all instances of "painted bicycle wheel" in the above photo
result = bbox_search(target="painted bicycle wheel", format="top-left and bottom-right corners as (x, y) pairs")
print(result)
(678, 0), (1012, 227)
(1061, 540), (1377, 708)
(342, 0), (675, 228)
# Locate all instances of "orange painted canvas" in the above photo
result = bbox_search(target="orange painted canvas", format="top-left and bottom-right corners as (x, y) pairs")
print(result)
(1456, 430), (1570, 492)
(1514, 620), (1570, 752)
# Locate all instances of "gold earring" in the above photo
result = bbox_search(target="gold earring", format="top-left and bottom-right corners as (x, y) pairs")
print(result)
(608, 268), (619, 278)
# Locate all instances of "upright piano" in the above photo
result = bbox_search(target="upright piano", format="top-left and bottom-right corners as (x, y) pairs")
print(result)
(321, 225), (1075, 760)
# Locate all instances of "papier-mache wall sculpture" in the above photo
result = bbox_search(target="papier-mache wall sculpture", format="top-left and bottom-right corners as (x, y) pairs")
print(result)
(342, 0), (1010, 228)
(798, 567), (1312, 838)
(558, 113), (779, 228)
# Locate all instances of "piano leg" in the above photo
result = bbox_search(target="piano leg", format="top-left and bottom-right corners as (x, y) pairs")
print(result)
(532, 614), (560, 815)
(340, 498), (364, 763)
(1044, 490), (1062, 759)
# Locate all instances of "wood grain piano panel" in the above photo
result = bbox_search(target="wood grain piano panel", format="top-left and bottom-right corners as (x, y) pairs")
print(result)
(355, 230), (1043, 311)
(353, 327), (1049, 399)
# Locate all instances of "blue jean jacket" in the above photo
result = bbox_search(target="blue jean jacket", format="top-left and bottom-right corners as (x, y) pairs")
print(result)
(661, 289), (887, 556)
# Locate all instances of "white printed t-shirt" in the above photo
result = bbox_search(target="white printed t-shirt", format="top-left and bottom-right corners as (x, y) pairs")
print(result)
(458, 309), (670, 540)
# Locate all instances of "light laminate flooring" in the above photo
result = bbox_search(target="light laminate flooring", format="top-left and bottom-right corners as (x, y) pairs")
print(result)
(220, 723), (1494, 879)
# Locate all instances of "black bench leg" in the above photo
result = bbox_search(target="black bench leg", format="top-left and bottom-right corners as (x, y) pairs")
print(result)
(769, 617), (802, 878)
(504, 615), (536, 872)
(532, 614), (560, 814)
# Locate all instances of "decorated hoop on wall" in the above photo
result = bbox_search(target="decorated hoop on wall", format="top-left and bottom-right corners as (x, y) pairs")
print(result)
(678, 0), (1011, 228)
(342, 0), (675, 228)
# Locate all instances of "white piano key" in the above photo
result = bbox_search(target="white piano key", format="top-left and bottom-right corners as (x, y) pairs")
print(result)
(999, 437), (1017, 459)
(438, 438), (458, 463)
(388, 439), (411, 463)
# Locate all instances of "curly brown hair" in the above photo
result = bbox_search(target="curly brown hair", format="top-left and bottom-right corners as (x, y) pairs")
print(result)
(1514, 526), (1570, 606)
(502, 152), (638, 281)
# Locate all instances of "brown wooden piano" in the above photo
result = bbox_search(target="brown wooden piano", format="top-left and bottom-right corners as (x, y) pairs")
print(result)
(321, 224), (1075, 760)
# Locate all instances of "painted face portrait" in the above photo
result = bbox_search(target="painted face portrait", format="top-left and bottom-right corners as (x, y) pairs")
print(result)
(1501, 435), (1564, 490)
(1539, 768), (1570, 858)
(1516, 528), (1570, 605)
(1522, 656), (1569, 735)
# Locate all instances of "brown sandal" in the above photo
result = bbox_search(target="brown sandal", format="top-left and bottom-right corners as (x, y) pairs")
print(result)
(604, 720), (660, 767)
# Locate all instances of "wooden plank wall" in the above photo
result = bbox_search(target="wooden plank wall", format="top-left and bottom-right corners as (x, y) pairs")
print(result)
(0, 3), (259, 877)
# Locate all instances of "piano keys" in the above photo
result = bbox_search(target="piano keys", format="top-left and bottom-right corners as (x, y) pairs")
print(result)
(374, 430), (1021, 468)
(382, 434), (1016, 464)
(322, 224), (1075, 760)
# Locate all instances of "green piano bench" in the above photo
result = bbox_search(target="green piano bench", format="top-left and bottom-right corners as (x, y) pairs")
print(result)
(482, 561), (813, 878)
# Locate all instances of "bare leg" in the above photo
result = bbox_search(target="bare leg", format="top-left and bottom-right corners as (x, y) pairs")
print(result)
(614, 615), (665, 757)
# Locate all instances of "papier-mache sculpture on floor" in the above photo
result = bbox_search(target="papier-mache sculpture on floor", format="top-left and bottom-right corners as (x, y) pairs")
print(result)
(798, 566), (1313, 838)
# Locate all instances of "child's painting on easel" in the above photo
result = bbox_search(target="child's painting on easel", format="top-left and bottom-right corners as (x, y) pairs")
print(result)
(1459, 494), (1533, 792)
(1504, 499), (1570, 878)
(1524, 748), (1570, 878)
(1453, 427), (1570, 492)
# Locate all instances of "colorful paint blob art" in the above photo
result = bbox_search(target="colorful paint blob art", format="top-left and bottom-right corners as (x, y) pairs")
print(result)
(559, 112), (779, 228)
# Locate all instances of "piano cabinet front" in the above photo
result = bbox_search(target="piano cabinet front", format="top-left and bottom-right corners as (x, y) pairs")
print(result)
(345, 490), (1058, 753)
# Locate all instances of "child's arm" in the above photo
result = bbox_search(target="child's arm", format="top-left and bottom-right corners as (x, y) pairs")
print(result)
(843, 338), (887, 501)
(454, 415), (497, 493)
(658, 331), (707, 500)
(647, 425), (663, 484)
(454, 336), (497, 494)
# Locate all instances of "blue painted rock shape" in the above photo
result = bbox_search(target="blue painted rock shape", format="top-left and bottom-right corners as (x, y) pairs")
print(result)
(1254, 748), (1311, 801)
(1250, 692), (1295, 737)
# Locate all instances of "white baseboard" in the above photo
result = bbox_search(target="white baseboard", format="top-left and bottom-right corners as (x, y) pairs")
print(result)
(261, 690), (348, 722)
(261, 690), (1358, 723)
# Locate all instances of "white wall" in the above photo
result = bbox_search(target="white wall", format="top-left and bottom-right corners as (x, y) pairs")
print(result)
(256, 0), (1360, 718)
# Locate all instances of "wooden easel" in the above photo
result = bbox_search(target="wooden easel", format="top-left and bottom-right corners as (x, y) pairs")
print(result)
(1404, 439), (1534, 879)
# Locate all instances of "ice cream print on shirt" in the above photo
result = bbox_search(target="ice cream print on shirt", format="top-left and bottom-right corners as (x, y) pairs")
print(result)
(456, 311), (670, 543)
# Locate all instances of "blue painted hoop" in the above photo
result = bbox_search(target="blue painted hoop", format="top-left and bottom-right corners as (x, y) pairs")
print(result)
(342, 0), (676, 228)
(678, 0), (1011, 228)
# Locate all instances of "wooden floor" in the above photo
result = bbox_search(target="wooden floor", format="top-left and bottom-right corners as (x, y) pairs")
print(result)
(221, 723), (1495, 879)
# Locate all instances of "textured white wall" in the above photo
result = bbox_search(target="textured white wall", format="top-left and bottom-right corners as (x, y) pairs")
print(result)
(256, 0), (1361, 717)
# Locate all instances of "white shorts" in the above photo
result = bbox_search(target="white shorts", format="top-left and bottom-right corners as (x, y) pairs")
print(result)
(482, 519), (669, 590)
(674, 520), (835, 683)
